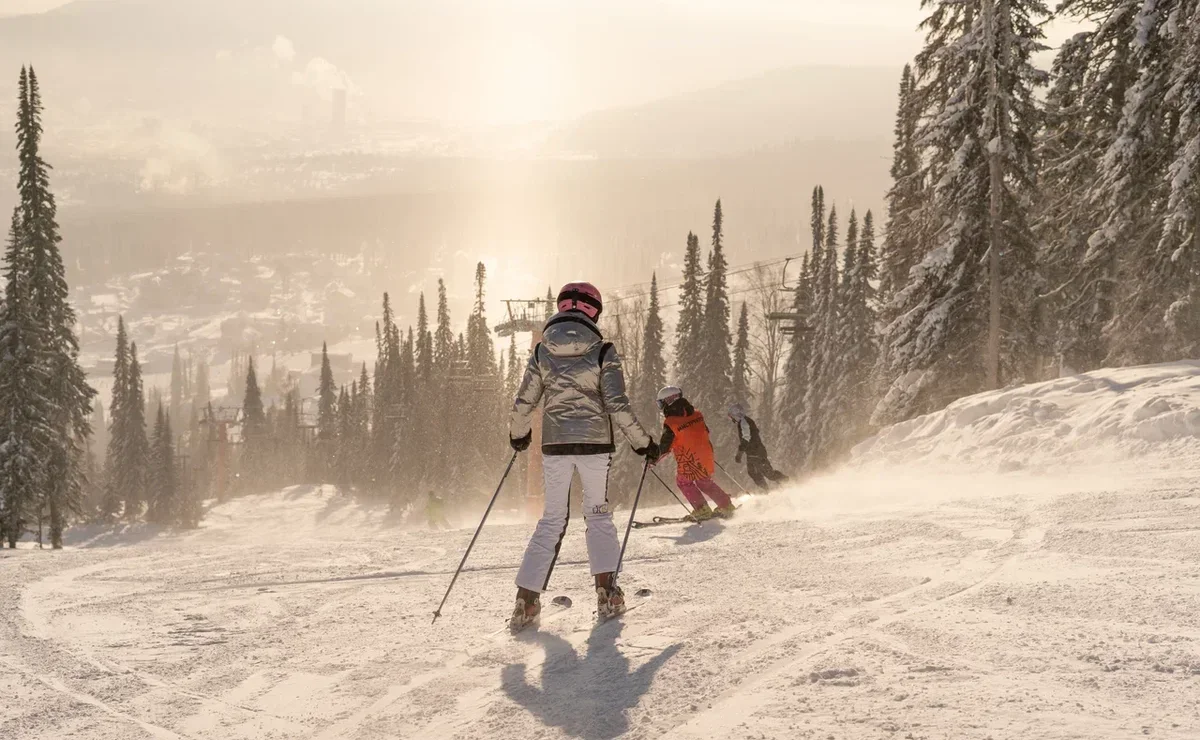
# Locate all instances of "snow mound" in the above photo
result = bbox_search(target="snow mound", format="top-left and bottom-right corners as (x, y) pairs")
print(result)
(852, 360), (1200, 473)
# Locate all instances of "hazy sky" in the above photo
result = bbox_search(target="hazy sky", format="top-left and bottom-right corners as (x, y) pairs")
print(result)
(0, 0), (927, 125)
(0, 0), (70, 15)
(0, 0), (1082, 128)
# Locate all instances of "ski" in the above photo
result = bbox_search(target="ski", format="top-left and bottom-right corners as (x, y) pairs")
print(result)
(631, 515), (696, 528)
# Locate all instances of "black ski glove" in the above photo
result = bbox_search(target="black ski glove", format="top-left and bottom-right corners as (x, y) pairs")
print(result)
(510, 431), (532, 452)
(735, 450), (743, 464)
(634, 439), (660, 462)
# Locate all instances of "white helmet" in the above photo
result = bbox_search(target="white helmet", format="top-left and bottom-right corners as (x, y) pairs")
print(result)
(656, 385), (683, 411)
(728, 403), (747, 421)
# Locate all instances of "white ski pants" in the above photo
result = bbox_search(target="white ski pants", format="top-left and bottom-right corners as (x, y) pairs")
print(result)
(515, 454), (617, 593)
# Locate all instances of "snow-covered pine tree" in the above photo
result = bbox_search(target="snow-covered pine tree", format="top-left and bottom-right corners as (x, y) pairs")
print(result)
(1155, 0), (1200, 359)
(358, 362), (372, 436)
(317, 342), (338, 444)
(700, 201), (734, 442)
(1037, 1), (1140, 372)
(467, 262), (496, 375)
(803, 203), (842, 469)
(123, 342), (149, 520)
(170, 344), (183, 433)
(371, 293), (403, 490)
(336, 385), (352, 485)
(732, 302), (751, 406)
(674, 232), (705, 396)
(412, 293), (435, 485)
(430, 279), (455, 484)
(860, 211), (879, 309)
(241, 357), (266, 487)
(434, 279), (455, 370)
(638, 273), (667, 423)
(147, 405), (177, 525)
(100, 317), (130, 520)
(416, 292), (433, 384)
(391, 327), (419, 489)
(505, 333), (520, 400)
(0, 208), (49, 546)
(835, 210), (880, 451)
(778, 187), (825, 466)
(876, 0), (1047, 425)
(14, 68), (96, 546)
(879, 64), (926, 319)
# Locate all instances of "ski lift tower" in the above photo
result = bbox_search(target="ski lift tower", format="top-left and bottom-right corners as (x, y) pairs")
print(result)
(200, 406), (242, 502)
(496, 298), (555, 520)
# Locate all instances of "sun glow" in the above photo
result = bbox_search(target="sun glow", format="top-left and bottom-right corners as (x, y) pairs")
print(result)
(476, 34), (565, 126)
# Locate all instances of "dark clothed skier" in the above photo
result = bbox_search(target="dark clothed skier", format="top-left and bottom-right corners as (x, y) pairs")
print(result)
(729, 403), (788, 491)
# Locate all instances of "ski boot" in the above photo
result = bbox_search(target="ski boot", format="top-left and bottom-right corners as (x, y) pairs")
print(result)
(509, 588), (541, 633)
(713, 504), (737, 519)
(595, 572), (626, 620)
(690, 504), (714, 522)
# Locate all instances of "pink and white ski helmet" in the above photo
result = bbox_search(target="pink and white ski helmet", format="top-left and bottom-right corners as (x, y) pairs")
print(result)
(557, 282), (603, 320)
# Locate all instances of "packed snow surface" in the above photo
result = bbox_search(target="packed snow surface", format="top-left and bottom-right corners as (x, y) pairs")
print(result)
(4, 362), (1200, 738)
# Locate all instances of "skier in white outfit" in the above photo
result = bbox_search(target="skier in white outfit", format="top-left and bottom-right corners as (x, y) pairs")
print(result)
(508, 282), (658, 630)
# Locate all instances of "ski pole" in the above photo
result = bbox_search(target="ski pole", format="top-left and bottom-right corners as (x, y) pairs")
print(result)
(714, 460), (752, 496)
(615, 459), (651, 582)
(432, 450), (518, 623)
(617, 428), (695, 521)
(647, 464), (700, 521)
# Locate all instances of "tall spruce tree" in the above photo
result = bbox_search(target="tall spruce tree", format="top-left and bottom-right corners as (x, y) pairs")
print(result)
(416, 292), (433, 383)
(802, 203), (842, 468)
(317, 342), (338, 444)
(834, 210), (880, 451)
(700, 200), (733, 427)
(879, 64), (926, 317)
(732, 301), (752, 405)
(170, 344), (184, 434)
(1084, 0), (1200, 363)
(876, 0), (1047, 425)
(123, 343), (149, 520)
(779, 187), (826, 466)
(7, 67), (96, 546)
(1158, 0), (1200, 358)
(1037, 1), (1140, 372)
(147, 405), (177, 525)
(242, 358), (266, 486)
(430, 279), (455, 483)
(638, 273), (667, 422)
(0, 209), (46, 545)
(674, 231), (705, 396)
(100, 317), (130, 520)
(467, 262), (496, 374)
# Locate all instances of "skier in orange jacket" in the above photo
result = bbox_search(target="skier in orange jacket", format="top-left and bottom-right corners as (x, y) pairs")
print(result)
(652, 386), (735, 521)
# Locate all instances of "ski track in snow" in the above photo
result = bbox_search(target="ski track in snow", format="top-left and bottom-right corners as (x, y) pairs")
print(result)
(8, 360), (1200, 738)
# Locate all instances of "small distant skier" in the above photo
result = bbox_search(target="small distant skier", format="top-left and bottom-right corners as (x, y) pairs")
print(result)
(728, 403), (789, 491)
(508, 282), (658, 631)
(652, 386), (736, 521)
(426, 490), (451, 530)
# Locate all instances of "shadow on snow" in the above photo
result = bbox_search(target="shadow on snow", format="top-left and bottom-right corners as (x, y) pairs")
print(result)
(502, 619), (681, 740)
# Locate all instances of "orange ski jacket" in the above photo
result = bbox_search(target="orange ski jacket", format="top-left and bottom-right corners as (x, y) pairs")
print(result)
(661, 409), (715, 481)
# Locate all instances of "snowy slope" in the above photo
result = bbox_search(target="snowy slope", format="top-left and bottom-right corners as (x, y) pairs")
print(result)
(854, 361), (1200, 472)
(3, 363), (1200, 739)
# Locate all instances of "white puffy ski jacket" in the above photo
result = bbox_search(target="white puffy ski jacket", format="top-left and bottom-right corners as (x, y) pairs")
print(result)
(509, 311), (652, 455)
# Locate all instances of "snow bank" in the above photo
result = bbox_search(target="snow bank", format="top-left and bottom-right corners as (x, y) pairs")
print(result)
(852, 360), (1200, 473)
